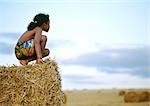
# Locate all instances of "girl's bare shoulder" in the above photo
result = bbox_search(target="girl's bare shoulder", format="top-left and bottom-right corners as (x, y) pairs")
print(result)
(23, 27), (42, 38)
(33, 27), (42, 32)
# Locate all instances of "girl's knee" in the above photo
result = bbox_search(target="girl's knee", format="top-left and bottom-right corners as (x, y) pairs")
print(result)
(46, 49), (50, 56)
(43, 48), (50, 56)
(41, 35), (47, 42)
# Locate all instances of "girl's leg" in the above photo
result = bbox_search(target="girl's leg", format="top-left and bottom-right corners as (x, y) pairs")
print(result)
(36, 49), (50, 64)
(19, 48), (50, 65)
(19, 60), (28, 65)
(19, 35), (49, 65)
(40, 35), (47, 51)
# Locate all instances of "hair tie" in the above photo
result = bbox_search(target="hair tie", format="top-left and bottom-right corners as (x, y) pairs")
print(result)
(34, 21), (37, 23)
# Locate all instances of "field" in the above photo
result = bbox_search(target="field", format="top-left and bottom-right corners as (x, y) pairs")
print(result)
(64, 89), (150, 106)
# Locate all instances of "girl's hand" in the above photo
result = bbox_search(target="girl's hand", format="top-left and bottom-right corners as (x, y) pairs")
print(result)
(36, 58), (43, 64)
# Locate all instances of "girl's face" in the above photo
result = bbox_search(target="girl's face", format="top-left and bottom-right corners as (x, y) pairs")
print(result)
(43, 21), (50, 32)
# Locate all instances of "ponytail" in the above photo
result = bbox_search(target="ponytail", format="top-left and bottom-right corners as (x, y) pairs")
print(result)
(27, 21), (37, 31)
(27, 13), (50, 31)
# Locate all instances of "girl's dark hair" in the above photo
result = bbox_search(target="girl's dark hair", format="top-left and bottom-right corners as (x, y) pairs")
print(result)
(27, 13), (49, 31)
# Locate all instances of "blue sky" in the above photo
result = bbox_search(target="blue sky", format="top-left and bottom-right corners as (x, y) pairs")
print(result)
(0, 0), (149, 89)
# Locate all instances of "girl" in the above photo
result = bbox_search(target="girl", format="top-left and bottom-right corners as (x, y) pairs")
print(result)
(15, 13), (50, 65)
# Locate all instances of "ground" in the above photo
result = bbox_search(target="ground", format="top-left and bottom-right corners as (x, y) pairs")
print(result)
(64, 89), (150, 106)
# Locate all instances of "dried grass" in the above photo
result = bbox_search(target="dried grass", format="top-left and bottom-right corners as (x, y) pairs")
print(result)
(139, 91), (150, 102)
(119, 90), (126, 96)
(0, 59), (66, 106)
(124, 91), (150, 103)
(124, 91), (139, 103)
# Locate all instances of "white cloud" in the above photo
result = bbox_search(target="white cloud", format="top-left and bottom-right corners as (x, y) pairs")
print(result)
(60, 65), (99, 77)
(60, 65), (150, 90)
(0, 54), (18, 66)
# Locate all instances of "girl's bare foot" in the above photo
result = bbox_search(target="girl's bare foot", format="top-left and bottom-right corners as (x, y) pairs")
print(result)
(36, 58), (43, 64)
(19, 60), (28, 65)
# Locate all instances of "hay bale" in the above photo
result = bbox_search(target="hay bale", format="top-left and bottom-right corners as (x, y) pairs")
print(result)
(0, 59), (66, 106)
(124, 91), (139, 103)
(139, 91), (150, 102)
(119, 90), (126, 96)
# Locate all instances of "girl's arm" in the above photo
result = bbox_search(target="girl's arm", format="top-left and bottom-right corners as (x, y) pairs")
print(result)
(34, 27), (43, 60)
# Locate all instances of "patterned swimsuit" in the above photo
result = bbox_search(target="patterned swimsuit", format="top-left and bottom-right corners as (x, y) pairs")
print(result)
(15, 39), (35, 60)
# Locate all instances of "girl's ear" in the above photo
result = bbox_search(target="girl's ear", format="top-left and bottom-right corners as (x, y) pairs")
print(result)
(43, 22), (48, 26)
(43, 23), (46, 25)
(41, 23), (47, 28)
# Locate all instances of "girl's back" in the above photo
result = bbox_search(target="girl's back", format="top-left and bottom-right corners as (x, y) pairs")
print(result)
(18, 28), (37, 42)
